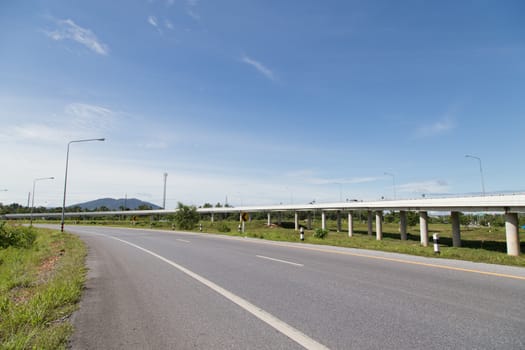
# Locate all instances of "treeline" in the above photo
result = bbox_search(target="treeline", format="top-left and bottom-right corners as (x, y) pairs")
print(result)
(0, 203), (155, 215)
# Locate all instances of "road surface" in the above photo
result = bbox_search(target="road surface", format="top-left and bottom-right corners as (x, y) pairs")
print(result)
(58, 225), (525, 349)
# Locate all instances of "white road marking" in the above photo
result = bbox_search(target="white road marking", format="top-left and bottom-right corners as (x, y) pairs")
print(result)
(107, 235), (329, 350)
(176, 239), (190, 243)
(256, 255), (304, 267)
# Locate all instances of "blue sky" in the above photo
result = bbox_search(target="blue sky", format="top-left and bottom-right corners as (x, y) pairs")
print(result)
(1, 0), (524, 208)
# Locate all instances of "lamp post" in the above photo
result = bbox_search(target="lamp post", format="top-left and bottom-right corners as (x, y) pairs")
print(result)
(465, 154), (485, 196)
(61, 138), (105, 232)
(30, 177), (54, 226)
(384, 172), (396, 200)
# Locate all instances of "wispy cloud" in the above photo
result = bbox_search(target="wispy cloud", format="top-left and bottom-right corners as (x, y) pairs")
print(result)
(1, 103), (116, 144)
(164, 19), (174, 30)
(65, 103), (116, 131)
(285, 170), (379, 185)
(397, 180), (449, 194)
(241, 55), (277, 81)
(185, 0), (201, 20)
(45, 19), (109, 55)
(415, 116), (455, 137)
(148, 15), (158, 27)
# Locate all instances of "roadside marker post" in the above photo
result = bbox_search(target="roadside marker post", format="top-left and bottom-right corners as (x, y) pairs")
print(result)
(433, 233), (440, 254)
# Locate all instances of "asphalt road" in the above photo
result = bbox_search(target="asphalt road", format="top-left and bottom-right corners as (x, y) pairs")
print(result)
(59, 225), (525, 350)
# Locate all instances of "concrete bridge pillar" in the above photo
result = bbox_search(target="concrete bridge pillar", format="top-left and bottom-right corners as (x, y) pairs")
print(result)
(419, 211), (429, 247)
(348, 212), (354, 237)
(367, 211), (373, 236)
(505, 212), (520, 256)
(321, 211), (326, 230)
(267, 212), (271, 226)
(294, 211), (299, 231)
(451, 211), (461, 247)
(399, 210), (407, 240)
(336, 211), (342, 232)
(376, 211), (383, 240)
(307, 212), (312, 230)
(211, 213), (214, 223)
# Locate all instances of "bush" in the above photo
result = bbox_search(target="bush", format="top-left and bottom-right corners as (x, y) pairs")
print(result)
(216, 222), (231, 233)
(313, 228), (328, 239)
(174, 203), (199, 230)
(0, 223), (36, 249)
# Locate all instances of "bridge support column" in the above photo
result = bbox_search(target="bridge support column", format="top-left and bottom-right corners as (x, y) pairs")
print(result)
(267, 212), (271, 226)
(348, 212), (354, 237)
(367, 211), (373, 236)
(294, 211), (299, 231)
(419, 211), (429, 247)
(376, 211), (383, 240)
(399, 210), (407, 240)
(211, 213), (214, 223)
(336, 211), (342, 232)
(278, 212), (282, 225)
(321, 211), (326, 230)
(505, 212), (520, 256)
(451, 211), (461, 247)
(307, 212), (312, 230)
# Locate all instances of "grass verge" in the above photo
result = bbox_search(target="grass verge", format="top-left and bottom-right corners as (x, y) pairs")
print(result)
(66, 218), (525, 267)
(30, 218), (525, 267)
(0, 226), (86, 349)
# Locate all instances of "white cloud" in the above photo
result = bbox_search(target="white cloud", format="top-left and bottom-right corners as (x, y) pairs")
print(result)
(0, 103), (116, 144)
(415, 116), (455, 137)
(241, 55), (277, 81)
(45, 19), (109, 55)
(148, 15), (158, 28)
(65, 103), (116, 131)
(397, 180), (449, 194)
(285, 170), (379, 186)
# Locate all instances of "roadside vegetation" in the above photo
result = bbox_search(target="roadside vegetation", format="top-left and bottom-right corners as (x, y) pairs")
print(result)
(10, 203), (525, 267)
(0, 223), (86, 349)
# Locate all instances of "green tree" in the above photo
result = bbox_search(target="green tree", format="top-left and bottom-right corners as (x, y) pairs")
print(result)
(174, 202), (199, 230)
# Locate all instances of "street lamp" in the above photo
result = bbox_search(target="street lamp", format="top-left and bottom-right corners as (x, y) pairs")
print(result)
(30, 177), (54, 226)
(384, 172), (396, 200)
(61, 138), (105, 232)
(335, 183), (343, 202)
(465, 154), (485, 196)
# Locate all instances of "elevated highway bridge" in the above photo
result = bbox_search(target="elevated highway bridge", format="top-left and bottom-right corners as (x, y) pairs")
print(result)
(4, 194), (524, 256)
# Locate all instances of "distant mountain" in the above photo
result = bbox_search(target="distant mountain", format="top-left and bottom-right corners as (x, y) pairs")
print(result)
(72, 198), (162, 211)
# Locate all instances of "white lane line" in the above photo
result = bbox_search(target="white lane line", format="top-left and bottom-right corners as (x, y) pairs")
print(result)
(107, 235), (329, 350)
(176, 239), (190, 243)
(256, 255), (304, 267)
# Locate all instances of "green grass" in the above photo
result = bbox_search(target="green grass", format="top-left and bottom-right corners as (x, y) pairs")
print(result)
(31, 217), (525, 267)
(76, 217), (525, 267)
(0, 226), (86, 349)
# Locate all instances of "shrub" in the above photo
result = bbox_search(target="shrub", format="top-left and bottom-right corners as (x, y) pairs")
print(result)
(216, 222), (231, 233)
(313, 228), (328, 239)
(174, 203), (199, 230)
(0, 223), (37, 249)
